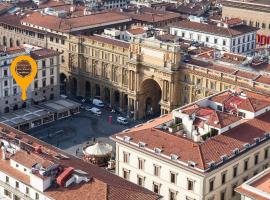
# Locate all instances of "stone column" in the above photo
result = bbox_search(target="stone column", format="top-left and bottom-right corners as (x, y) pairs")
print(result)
(100, 85), (105, 101)
(110, 89), (115, 108)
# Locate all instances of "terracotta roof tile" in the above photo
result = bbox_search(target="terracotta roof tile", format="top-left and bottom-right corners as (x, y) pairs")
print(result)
(127, 28), (146, 35)
(172, 20), (258, 37)
(21, 12), (131, 33)
(0, 124), (159, 200)
(0, 150), (31, 184)
(114, 103), (270, 172)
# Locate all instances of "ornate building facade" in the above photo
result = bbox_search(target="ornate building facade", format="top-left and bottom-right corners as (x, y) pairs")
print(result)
(68, 35), (182, 119)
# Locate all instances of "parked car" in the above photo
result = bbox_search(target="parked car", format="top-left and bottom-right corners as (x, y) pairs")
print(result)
(116, 117), (128, 125)
(85, 106), (93, 111)
(89, 107), (102, 116)
(92, 99), (104, 107)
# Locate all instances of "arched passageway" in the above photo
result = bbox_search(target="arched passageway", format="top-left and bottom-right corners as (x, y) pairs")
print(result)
(139, 79), (162, 118)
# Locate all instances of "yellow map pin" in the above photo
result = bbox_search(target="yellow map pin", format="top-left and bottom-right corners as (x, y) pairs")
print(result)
(10, 55), (38, 101)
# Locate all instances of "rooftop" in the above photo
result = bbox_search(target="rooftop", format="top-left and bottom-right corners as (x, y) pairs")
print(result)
(0, 124), (160, 200)
(85, 35), (130, 49)
(118, 7), (181, 23)
(166, 0), (211, 17)
(21, 11), (131, 33)
(185, 58), (270, 87)
(223, 0), (270, 12)
(172, 20), (258, 37)
(112, 89), (270, 173)
(236, 168), (270, 200)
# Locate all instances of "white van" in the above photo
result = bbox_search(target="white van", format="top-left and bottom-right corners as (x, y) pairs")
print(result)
(92, 99), (104, 107)
(117, 117), (128, 125)
(89, 107), (102, 116)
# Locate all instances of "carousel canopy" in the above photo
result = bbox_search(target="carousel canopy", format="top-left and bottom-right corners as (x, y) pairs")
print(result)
(84, 142), (112, 156)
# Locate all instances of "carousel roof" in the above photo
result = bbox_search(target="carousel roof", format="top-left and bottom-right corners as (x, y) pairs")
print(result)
(84, 142), (112, 156)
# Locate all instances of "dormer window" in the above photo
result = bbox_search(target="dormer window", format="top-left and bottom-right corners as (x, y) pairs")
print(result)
(243, 143), (250, 149)
(154, 148), (161, 154)
(138, 142), (146, 148)
(233, 148), (239, 155)
(220, 155), (228, 162)
(123, 136), (131, 142)
(188, 161), (197, 168)
(208, 161), (216, 169)
(254, 137), (260, 144)
(170, 154), (178, 161)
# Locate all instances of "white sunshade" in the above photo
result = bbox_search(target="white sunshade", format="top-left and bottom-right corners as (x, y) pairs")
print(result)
(84, 142), (112, 156)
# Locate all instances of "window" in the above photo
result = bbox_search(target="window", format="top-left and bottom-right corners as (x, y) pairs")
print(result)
(34, 81), (38, 89)
(209, 179), (214, 192)
(169, 190), (177, 200)
(61, 39), (65, 45)
(26, 187), (29, 195)
(232, 183), (237, 197)
(153, 182), (160, 194)
(262, 23), (266, 29)
(5, 176), (9, 184)
(4, 90), (8, 97)
(187, 179), (194, 191)
(42, 70), (46, 77)
(123, 152), (129, 163)
(4, 80), (8, 86)
(15, 181), (19, 189)
(244, 159), (248, 171)
(50, 58), (54, 65)
(233, 166), (238, 178)
(123, 169), (130, 180)
(138, 158), (144, 170)
(182, 32), (185, 37)
(55, 38), (59, 43)
(50, 37), (53, 42)
(50, 68), (54, 75)
(42, 79), (46, 87)
(263, 164), (268, 169)
(4, 190), (11, 198)
(264, 148), (269, 159)
(137, 176), (144, 186)
(223, 40), (226, 46)
(50, 77), (54, 85)
(221, 172), (226, 184)
(210, 82), (215, 89)
(220, 190), (226, 200)
(13, 87), (17, 95)
(253, 170), (258, 176)
(154, 165), (160, 177)
(214, 38), (218, 44)
(170, 172), (177, 184)
(206, 36), (209, 42)
(35, 193), (39, 200)
(42, 60), (46, 68)
(232, 39), (236, 46)
(3, 69), (7, 77)
(254, 154), (259, 165)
